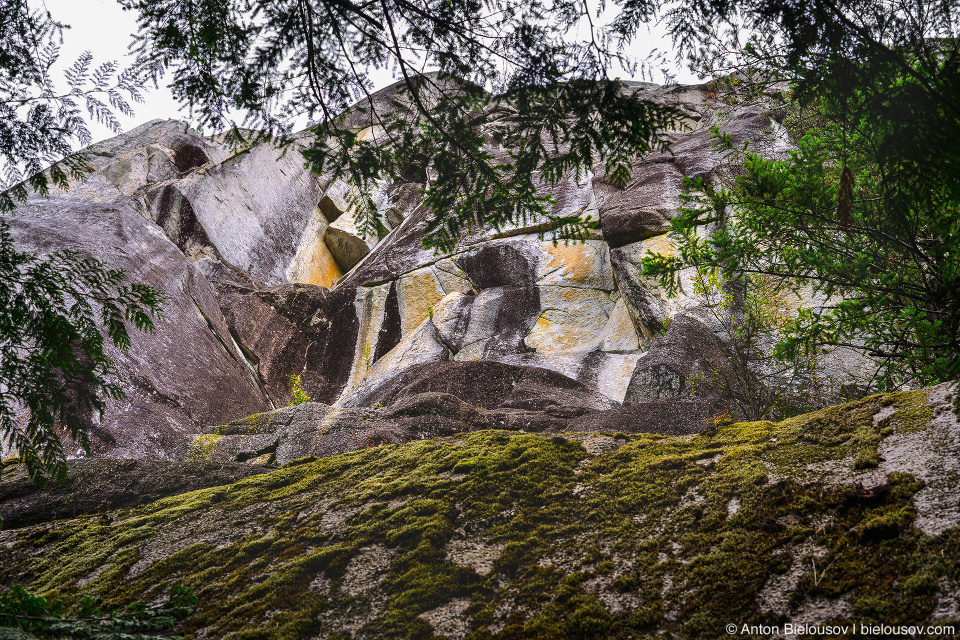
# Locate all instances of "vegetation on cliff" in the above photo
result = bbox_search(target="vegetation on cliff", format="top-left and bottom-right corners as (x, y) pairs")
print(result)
(1, 384), (956, 639)
(643, 3), (960, 389)
(0, 583), (196, 640)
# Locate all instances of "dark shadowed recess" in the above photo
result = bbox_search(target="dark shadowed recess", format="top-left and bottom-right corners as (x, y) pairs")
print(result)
(352, 360), (610, 410)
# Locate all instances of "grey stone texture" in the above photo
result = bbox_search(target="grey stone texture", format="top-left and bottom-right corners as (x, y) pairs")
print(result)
(5, 79), (868, 462)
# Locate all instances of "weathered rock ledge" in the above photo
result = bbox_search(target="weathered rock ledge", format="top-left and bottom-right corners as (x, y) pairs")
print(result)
(0, 460), (272, 530)
(1, 382), (958, 639)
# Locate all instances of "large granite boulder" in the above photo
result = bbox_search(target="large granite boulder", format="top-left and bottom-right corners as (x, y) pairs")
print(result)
(4, 193), (271, 458)
(621, 313), (766, 429)
(3, 384), (957, 638)
(624, 314), (735, 404)
(214, 282), (361, 406)
(341, 360), (619, 412)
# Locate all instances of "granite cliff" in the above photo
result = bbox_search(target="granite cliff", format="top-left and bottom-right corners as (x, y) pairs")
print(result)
(2, 80), (835, 461)
(3, 80), (953, 639)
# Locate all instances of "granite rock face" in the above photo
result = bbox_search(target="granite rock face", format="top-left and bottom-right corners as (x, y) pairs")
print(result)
(323, 82), (795, 414)
(3, 80), (863, 461)
(3, 121), (363, 454)
(4, 194), (272, 458)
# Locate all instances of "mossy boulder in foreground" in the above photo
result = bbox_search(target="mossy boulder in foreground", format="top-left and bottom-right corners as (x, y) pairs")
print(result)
(1, 383), (959, 639)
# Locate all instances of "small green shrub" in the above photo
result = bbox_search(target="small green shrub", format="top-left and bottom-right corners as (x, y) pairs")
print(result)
(288, 374), (312, 406)
(0, 584), (197, 639)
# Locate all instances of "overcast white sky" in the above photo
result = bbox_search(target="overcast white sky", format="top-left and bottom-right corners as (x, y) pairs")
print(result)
(40, 0), (700, 145)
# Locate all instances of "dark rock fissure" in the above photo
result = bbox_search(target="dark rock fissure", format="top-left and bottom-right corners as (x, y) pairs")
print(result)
(317, 194), (343, 223)
(373, 281), (402, 363)
(189, 295), (244, 366)
(145, 185), (219, 260)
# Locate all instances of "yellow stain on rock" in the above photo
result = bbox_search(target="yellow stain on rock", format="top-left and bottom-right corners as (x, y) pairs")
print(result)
(557, 286), (594, 304)
(290, 239), (343, 288)
(642, 233), (676, 258)
(399, 271), (446, 336)
(544, 243), (599, 286)
(527, 311), (587, 352)
(356, 126), (386, 143)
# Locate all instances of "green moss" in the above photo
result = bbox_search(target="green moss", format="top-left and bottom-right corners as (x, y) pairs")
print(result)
(1, 457), (20, 480)
(854, 450), (880, 469)
(2, 390), (956, 640)
(186, 434), (221, 461)
(889, 389), (934, 433)
(215, 412), (273, 436)
(281, 456), (318, 468)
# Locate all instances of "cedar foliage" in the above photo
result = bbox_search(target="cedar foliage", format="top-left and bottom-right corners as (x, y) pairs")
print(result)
(642, 1), (960, 388)
(0, 223), (164, 485)
(0, 0), (144, 212)
(0, 584), (197, 639)
(1, 1), (164, 484)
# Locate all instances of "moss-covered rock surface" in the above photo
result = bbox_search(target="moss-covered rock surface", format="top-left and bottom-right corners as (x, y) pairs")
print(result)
(1, 383), (959, 639)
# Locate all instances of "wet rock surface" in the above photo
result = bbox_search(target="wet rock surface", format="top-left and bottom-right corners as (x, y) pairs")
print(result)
(214, 282), (361, 406)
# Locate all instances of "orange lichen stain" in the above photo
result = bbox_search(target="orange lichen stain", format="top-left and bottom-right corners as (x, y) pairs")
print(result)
(291, 241), (342, 288)
(544, 243), (598, 285)
(356, 126), (386, 143)
(399, 272), (445, 336)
